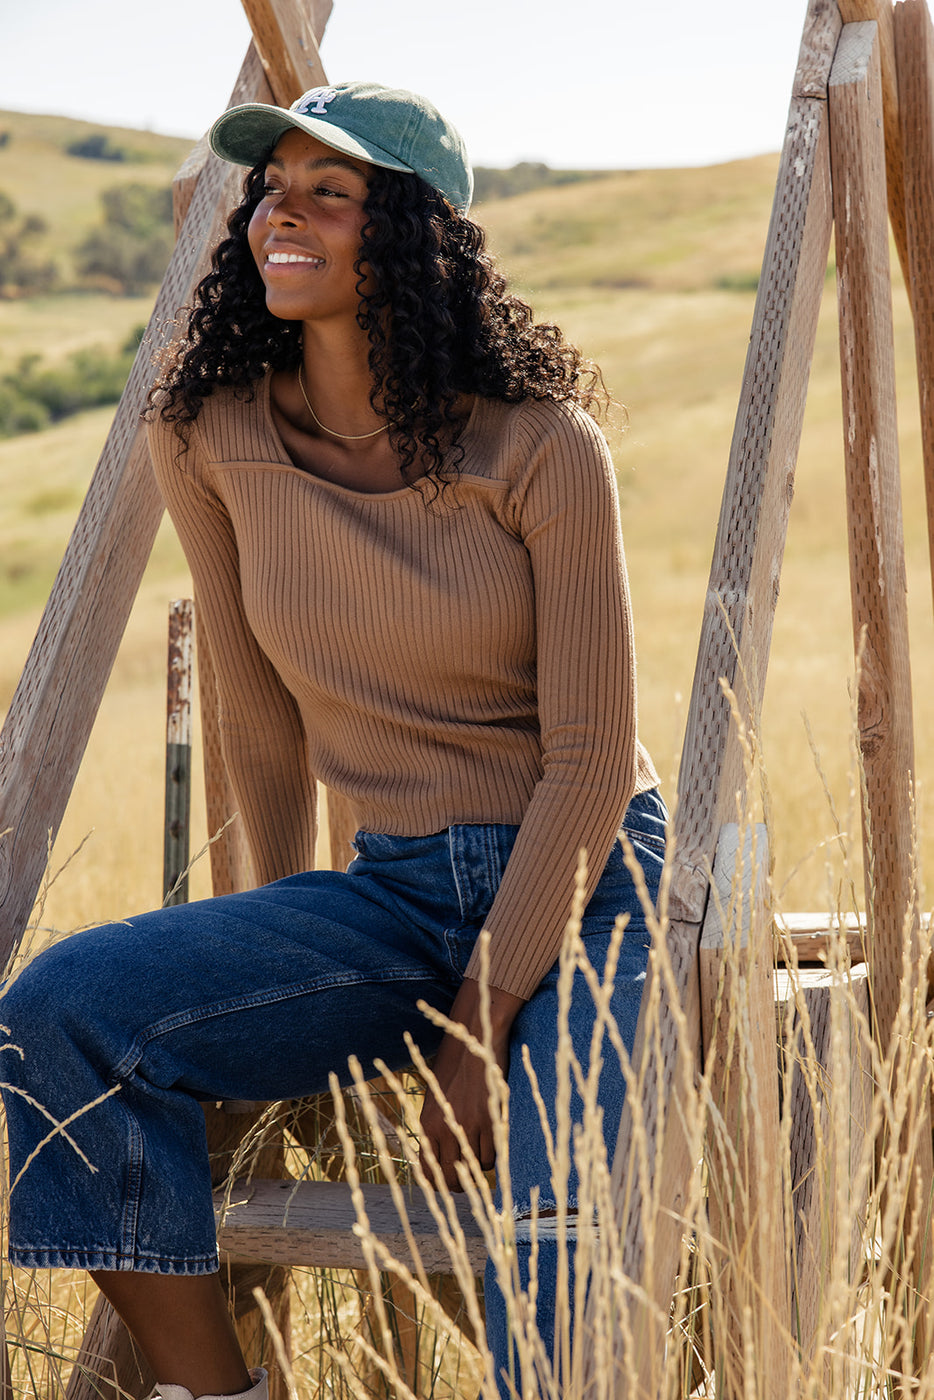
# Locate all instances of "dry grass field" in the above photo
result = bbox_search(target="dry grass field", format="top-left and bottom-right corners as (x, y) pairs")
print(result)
(3, 113), (934, 1397)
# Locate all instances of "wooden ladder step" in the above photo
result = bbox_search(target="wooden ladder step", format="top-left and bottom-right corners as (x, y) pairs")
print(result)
(215, 1177), (487, 1273)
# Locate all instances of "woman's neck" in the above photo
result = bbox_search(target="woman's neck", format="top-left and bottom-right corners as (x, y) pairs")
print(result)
(299, 324), (385, 441)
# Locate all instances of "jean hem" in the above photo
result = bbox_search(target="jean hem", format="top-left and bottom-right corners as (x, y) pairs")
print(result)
(8, 1247), (219, 1274)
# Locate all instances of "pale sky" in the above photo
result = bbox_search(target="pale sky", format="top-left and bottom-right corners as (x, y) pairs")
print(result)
(2, 0), (807, 170)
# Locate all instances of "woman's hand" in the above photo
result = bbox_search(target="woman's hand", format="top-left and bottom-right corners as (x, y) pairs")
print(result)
(419, 977), (525, 1190)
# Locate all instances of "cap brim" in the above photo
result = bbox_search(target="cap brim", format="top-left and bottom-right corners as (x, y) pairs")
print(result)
(209, 103), (414, 176)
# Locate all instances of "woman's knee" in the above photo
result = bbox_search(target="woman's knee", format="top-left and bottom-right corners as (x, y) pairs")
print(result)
(0, 923), (137, 1072)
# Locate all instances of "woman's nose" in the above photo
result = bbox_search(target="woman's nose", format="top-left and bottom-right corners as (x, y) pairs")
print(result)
(267, 195), (301, 228)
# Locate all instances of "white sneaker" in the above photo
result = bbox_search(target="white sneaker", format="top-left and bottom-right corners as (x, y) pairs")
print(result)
(152, 1367), (268, 1400)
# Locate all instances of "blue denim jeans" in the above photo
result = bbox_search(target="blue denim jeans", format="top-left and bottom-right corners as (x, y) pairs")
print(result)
(0, 788), (666, 1381)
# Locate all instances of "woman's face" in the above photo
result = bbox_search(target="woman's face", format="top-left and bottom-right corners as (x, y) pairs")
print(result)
(247, 128), (373, 327)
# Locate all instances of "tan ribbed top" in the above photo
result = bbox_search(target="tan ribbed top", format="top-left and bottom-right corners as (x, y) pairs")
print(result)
(148, 376), (657, 1000)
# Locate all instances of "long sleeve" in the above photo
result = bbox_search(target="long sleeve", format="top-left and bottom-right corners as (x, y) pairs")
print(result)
(147, 380), (656, 990)
(464, 404), (639, 999)
(148, 413), (317, 884)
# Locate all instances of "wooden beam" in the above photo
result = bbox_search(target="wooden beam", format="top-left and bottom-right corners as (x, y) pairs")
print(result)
(241, 0), (329, 105)
(700, 825), (787, 1400)
(830, 17), (920, 1071)
(669, 0), (839, 925)
(584, 4), (842, 1394)
(163, 599), (194, 905)
(215, 1178), (486, 1273)
(778, 963), (872, 1374)
(838, 0), (911, 286)
(894, 0), (934, 618)
(829, 17), (933, 1377)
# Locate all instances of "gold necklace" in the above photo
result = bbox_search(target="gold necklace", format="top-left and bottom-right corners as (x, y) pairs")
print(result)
(298, 367), (389, 442)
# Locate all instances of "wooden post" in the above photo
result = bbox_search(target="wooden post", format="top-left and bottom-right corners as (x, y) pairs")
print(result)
(239, 0), (330, 102)
(587, 4), (841, 1394)
(829, 16), (934, 1375)
(838, 0), (911, 285)
(894, 0), (934, 617)
(163, 600), (194, 905)
(779, 961), (872, 1375)
(699, 825), (786, 1400)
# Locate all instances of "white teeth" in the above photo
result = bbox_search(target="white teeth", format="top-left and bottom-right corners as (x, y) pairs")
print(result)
(267, 251), (322, 265)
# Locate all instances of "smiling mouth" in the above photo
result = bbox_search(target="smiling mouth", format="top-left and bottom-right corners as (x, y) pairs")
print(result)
(266, 251), (325, 266)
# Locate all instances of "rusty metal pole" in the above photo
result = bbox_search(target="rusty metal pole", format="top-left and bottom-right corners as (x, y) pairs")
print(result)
(163, 599), (194, 906)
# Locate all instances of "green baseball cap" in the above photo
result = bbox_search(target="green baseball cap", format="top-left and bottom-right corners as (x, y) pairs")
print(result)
(209, 80), (473, 213)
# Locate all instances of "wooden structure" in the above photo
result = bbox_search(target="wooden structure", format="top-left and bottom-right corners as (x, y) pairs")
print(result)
(2, 0), (934, 1395)
(603, 2), (934, 1395)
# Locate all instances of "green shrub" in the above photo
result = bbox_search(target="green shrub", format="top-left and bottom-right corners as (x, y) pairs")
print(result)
(715, 271), (761, 292)
(75, 182), (173, 293)
(473, 162), (614, 203)
(0, 335), (143, 438)
(65, 133), (128, 162)
(0, 191), (58, 297)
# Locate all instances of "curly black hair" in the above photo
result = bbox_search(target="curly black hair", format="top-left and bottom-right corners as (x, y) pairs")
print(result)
(151, 161), (606, 483)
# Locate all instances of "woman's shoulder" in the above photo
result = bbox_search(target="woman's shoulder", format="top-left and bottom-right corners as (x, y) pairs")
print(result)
(148, 374), (280, 476)
(466, 394), (613, 486)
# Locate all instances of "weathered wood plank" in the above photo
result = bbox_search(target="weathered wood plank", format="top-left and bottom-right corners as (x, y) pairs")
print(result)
(830, 18), (920, 1065)
(587, 4), (842, 1393)
(778, 963), (872, 1372)
(172, 136), (211, 235)
(670, 0), (839, 926)
(64, 1299), (155, 1400)
(216, 1178), (486, 1273)
(894, 0), (934, 615)
(776, 911), (867, 962)
(163, 599), (194, 905)
(838, 0), (910, 285)
(241, 0), (329, 104)
(700, 825), (786, 1400)
(829, 17), (933, 1377)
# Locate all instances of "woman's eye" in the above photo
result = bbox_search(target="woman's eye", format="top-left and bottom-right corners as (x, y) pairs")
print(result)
(315, 185), (348, 199)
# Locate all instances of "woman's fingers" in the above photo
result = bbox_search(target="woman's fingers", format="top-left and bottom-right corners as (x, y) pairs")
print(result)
(418, 978), (523, 1189)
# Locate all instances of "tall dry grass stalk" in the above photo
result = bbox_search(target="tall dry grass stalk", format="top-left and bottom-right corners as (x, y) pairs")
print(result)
(3, 697), (934, 1398)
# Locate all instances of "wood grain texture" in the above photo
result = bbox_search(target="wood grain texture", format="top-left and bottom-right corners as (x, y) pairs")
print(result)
(777, 964), (871, 1371)
(241, 0), (329, 104)
(671, 56), (837, 924)
(776, 911), (867, 963)
(830, 19), (919, 1056)
(64, 1299), (155, 1400)
(894, 0), (934, 613)
(172, 136), (211, 235)
(216, 1178), (486, 1273)
(830, 18), (933, 1375)
(838, 0), (911, 284)
(796, 0), (851, 94)
(699, 825), (787, 1400)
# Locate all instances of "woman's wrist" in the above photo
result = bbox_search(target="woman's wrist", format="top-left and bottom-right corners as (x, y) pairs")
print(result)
(449, 976), (525, 1043)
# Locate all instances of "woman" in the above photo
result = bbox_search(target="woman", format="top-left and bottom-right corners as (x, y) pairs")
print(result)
(1, 82), (663, 1399)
